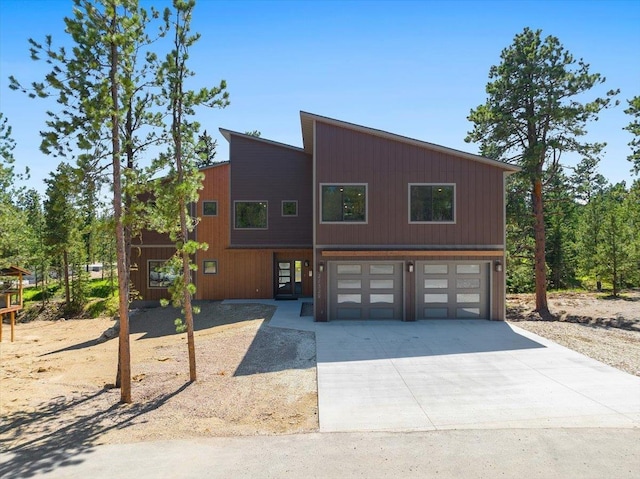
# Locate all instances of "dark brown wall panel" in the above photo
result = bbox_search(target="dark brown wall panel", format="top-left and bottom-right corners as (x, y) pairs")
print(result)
(315, 121), (505, 247)
(130, 246), (176, 302)
(230, 135), (312, 246)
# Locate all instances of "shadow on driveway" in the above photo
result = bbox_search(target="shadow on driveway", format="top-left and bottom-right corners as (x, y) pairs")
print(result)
(315, 319), (546, 363)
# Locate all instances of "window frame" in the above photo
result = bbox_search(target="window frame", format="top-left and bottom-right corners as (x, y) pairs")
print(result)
(281, 200), (298, 217)
(233, 200), (269, 230)
(148, 259), (178, 289)
(319, 183), (368, 224)
(202, 200), (218, 216)
(203, 260), (218, 275)
(408, 183), (456, 224)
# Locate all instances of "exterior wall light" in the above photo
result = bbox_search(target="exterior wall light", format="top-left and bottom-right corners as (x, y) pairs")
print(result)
(304, 260), (310, 267)
(407, 262), (414, 273)
(494, 260), (503, 272)
(318, 262), (324, 273)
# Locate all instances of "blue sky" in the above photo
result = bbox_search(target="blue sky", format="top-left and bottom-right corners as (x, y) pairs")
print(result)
(1, 0), (638, 193)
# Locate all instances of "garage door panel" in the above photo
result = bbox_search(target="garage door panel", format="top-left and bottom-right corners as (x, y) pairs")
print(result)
(330, 261), (403, 320)
(417, 261), (489, 320)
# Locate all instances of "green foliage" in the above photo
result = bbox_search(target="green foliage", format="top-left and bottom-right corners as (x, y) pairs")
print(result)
(624, 96), (640, 174)
(22, 283), (60, 302)
(195, 130), (218, 168)
(467, 27), (618, 306)
(89, 278), (118, 298)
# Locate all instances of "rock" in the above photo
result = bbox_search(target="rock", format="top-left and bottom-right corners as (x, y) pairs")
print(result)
(96, 320), (120, 344)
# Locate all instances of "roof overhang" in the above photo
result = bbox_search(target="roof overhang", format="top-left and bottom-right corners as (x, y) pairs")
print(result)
(0, 265), (32, 276)
(299, 111), (521, 173)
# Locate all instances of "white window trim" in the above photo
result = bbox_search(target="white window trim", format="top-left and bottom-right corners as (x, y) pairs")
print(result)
(319, 183), (368, 224)
(202, 200), (218, 216)
(233, 200), (269, 230)
(408, 183), (456, 224)
(281, 200), (298, 217)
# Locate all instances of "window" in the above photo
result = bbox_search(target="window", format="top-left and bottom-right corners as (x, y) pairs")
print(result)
(409, 184), (455, 223)
(321, 184), (367, 223)
(203, 260), (218, 274)
(203, 201), (218, 216)
(148, 260), (178, 288)
(282, 200), (298, 216)
(235, 201), (268, 229)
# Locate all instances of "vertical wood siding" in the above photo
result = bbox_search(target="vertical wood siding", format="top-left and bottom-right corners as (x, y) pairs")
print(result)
(230, 135), (312, 246)
(315, 121), (505, 247)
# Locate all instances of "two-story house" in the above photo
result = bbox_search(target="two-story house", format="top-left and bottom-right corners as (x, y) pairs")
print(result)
(131, 112), (519, 321)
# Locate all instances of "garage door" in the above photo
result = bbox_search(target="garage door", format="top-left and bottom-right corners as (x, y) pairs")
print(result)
(416, 261), (489, 319)
(329, 262), (403, 320)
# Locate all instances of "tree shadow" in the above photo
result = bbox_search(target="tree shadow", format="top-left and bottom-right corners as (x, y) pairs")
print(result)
(40, 302), (276, 356)
(0, 383), (192, 479)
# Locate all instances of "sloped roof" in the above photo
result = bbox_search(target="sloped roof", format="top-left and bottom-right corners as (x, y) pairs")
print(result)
(0, 265), (31, 276)
(299, 111), (521, 173)
(219, 128), (305, 153)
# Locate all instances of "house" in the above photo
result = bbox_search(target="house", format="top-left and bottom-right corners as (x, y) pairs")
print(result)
(131, 112), (520, 321)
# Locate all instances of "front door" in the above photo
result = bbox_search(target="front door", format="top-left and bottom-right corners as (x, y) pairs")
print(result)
(275, 260), (303, 298)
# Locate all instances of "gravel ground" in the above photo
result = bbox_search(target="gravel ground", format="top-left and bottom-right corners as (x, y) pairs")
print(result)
(507, 291), (640, 377)
(1, 303), (318, 451)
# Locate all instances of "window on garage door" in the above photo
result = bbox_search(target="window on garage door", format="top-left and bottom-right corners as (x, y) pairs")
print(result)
(417, 261), (488, 319)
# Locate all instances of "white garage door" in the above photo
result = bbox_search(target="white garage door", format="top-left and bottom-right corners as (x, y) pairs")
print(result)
(416, 261), (489, 319)
(329, 262), (403, 320)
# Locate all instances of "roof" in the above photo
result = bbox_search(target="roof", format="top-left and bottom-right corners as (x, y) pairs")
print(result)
(0, 265), (31, 276)
(299, 111), (521, 173)
(219, 128), (306, 154)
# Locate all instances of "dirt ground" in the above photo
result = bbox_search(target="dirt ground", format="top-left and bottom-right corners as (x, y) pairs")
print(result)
(507, 291), (640, 376)
(1, 292), (638, 458)
(1, 303), (317, 454)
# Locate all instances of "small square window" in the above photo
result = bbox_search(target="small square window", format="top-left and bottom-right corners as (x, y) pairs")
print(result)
(282, 200), (297, 216)
(203, 201), (218, 216)
(203, 260), (218, 274)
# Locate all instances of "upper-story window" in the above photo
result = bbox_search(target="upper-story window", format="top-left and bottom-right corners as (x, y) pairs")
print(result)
(321, 184), (367, 223)
(409, 184), (455, 223)
(282, 200), (298, 216)
(203, 200), (218, 216)
(234, 201), (268, 229)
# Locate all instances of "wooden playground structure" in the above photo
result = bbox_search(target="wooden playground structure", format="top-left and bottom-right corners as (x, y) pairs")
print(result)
(1, 265), (30, 342)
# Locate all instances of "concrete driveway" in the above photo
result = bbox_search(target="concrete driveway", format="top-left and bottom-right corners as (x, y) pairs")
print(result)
(257, 300), (640, 432)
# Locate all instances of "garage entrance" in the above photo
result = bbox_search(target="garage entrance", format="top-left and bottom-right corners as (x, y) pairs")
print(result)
(416, 261), (489, 319)
(328, 261), (403, 320)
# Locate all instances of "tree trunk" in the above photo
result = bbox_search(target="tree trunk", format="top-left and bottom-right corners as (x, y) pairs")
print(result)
(532, 179), (549, 314)
(180, 202), (196, 382)
(63, 249), (71, 306)
(109, 16), (131, 404)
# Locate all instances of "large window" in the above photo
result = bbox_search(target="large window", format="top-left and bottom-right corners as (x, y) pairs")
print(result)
(234, 201), (268, 229)
(321, 184), (367, 223)
(409, 184), (455, 223)
(148, 260), (178, 289)
(203, 201), (218, 216)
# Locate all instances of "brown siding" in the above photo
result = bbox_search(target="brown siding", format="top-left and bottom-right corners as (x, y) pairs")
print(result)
(230, 135), (312, 246)
(315, 121), (505, 247)
(130, 246), (176, 302)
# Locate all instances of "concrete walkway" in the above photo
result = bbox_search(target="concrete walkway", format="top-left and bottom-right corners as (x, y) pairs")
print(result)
(4, 429), (639, 479)
(228, 299), (640, 432)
